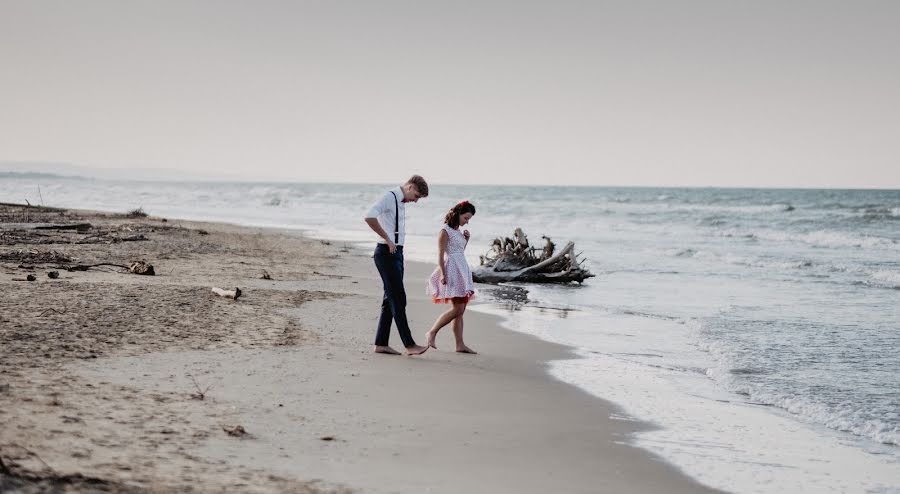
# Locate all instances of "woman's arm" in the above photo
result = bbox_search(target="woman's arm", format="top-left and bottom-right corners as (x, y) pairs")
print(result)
(437, 229), (449, 283)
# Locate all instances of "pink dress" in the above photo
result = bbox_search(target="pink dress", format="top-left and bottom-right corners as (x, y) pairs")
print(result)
(427, 225), (475, 303)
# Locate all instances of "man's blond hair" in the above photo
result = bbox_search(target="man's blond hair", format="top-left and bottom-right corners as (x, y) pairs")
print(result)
(406, 175), (429, 197)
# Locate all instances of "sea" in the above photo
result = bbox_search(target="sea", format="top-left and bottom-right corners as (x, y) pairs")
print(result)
(3, 175), (899, 493)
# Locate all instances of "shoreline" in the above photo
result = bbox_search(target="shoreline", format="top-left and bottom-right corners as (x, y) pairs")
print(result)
(0, 203), (721, 492)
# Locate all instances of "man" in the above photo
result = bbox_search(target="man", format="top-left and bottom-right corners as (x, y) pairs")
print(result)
(364, 175), (430, 356)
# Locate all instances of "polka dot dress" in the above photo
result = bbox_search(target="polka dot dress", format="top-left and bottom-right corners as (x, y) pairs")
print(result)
(427, 225), (475, 303)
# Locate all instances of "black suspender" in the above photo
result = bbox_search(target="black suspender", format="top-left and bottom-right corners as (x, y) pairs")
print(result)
(389, 191), (400, 244)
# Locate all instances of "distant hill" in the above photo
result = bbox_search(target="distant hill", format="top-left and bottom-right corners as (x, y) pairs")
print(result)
(0, 161), (243, 182)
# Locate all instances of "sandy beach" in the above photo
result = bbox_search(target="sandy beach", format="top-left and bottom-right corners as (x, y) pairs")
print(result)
(1, 202), (720, 493)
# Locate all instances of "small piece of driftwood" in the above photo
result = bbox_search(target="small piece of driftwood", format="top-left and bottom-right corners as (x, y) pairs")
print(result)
(63, 263), (128, 272)
(34, 223), (92, 232)
(128, 261), (155, 276)
(223, 425), (248, 437)
(53, 261), (155, 275)
(212, 287), (242, 300)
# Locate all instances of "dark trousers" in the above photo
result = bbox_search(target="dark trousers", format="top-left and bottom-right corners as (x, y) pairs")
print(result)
(373, 244), (416, 348)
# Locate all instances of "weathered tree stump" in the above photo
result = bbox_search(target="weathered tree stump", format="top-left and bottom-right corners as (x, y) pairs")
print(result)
(473, 228), (594, 284)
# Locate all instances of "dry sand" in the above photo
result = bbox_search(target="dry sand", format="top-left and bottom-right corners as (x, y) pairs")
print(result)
(1, 203), (721, 493)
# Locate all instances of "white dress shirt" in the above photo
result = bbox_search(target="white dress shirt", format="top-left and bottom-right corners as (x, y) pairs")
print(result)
(365, 186), (407, 246)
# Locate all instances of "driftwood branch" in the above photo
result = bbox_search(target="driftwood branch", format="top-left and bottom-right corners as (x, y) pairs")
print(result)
(59, 263), (129, 272)
(212, 287), (242, 299)
(34, 223), (92, 232)
(189, 374), (213, 400)
(39, 305), (68, 317)
(53, 261), (155, 275)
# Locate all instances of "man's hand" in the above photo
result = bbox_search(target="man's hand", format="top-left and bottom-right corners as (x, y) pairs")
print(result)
(365, 218), (397, 253)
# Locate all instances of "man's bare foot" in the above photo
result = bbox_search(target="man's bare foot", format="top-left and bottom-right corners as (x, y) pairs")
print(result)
(456, 345), (477, 354)
(425, 330), (437, 349)
(374, 345), (401, 355)
(406, 344), (429, 356)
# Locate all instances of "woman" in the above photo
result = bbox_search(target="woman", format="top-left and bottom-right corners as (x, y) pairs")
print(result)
(425, 200), (477, 354)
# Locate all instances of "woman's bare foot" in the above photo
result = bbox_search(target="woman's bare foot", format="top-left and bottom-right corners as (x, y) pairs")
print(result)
(456, 345), (477, 354)
(374, 345), (401, 355)
(425, 330), (438, 349)
(406, 344), (429, 356)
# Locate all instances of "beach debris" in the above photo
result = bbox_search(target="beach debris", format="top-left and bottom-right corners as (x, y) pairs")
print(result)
(48, 260), (155, 275)
(319, 435), (336, 441)
(62, 262), (129, 272)
(126, 207), (148, 218)
(212, 287), (242, 300)
(48, 271), (59, 279)
(189, 374), (213, 400)
(261, 270), (273, 280)
(0, 249), (75, 264)
(12, 274), (37, 281)
(34, 223), (92, 232)
(473, 228), (594, 284)
(197, 229), (209, 235)
(223, 425), (248, 437)
(313, 271), (350, 279)
(38, 306), (67, 317)
(128, 260), (155, 276)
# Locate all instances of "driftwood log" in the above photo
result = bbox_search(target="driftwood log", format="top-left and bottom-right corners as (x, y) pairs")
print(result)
(473, 228), (594, 284)
(212, 287), (242, 300)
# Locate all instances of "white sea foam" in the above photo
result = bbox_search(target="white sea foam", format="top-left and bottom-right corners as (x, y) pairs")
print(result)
(473, 305), (900, 494)
(870, 269), (900, 288)
(716, 227), (900, 251)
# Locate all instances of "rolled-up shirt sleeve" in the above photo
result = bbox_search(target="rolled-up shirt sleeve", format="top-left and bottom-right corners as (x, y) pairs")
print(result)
(365, 192), (389, 219)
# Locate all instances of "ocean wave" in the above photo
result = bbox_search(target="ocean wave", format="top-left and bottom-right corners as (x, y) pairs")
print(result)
(715, 228), (900, 251)
(736, 389), (900, 446)
(607, 201), (797, 219)
(668, 203), (795, 215)
(696, 316), (900, 448)
(869, 269), (900, 289)
(667, 248), (816, 271)
(702, 352), (900, 446)
(855, 207), (900, 222)
(666, 248), (698, 257)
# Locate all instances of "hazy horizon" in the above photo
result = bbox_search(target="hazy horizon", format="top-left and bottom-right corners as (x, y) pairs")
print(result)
(2, 1), (899, 188)
(6, 162), (900, 191)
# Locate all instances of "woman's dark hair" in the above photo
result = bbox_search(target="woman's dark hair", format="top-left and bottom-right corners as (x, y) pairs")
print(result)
(444, 200), (476, 229)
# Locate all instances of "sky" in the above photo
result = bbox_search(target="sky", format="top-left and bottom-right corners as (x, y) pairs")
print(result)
(1, 0), (899, 188)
